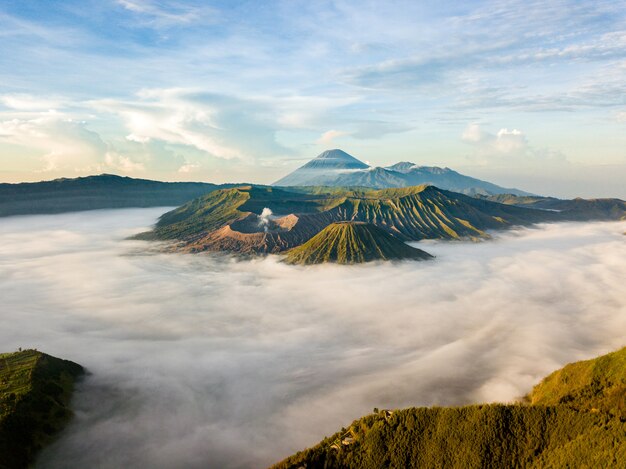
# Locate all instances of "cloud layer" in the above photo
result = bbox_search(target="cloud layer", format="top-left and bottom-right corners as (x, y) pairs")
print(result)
(0, 209), (624, 468)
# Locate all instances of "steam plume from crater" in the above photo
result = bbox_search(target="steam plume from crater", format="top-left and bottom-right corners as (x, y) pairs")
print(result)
(259, 207), (273, 232)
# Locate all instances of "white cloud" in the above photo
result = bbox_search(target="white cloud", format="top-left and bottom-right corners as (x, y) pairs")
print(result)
(0, 110), (148, 175)
(461, 123), (487, 143)
(0, 94), (62, 111)
(1, 211), (624, 466)
(461, 124), (564, 166)
(316, 129), (350, 145)
(92, 88), (285, 162)
(116, 0), (216, 28)
(177, 162), (200, 173)
(462, 124), (527, 153)
(493, 128), (527, 153)
(105, 151), (145, 172)
(272, 95), (360, 129)
(0, 112), (107, 173)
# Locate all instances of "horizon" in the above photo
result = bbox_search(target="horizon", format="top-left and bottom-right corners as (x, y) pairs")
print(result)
(1, 1), (626, 198)
(1, 146), (624, 200)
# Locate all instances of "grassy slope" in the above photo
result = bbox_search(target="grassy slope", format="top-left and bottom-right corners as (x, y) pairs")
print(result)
(0, 350), (84, 469)
(135, 187), (252, 240)
(138, 185), (624, 255)
(134, 186), (344, 241)
(528, 347), (626, 417)
(322, 186), (553, 241)
(141, 185), (556, 246)
(272, 347), (626, 469)
(284, 222), (433, 264)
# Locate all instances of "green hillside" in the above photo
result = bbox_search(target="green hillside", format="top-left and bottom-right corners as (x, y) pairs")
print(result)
(528, 347), (626, 417)
(137, 184), (560, 254)
(285, 222), (433, 264)
(0, 349), (84, 469)
(272, 347), (626, 469)
(319, 185), (552, 241)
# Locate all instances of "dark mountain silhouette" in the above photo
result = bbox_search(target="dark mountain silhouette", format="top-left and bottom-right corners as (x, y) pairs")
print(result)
(0, 174), (236, 217)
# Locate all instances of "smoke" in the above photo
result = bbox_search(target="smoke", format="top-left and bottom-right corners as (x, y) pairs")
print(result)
(258, 207), (273, 232)
(0, 209), (624, 468)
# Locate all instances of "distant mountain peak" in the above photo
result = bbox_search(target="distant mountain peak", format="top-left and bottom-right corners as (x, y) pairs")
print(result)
(273, 149), (369, 186)
(273, 149), (532, 196)
(316, 149), (353, 158)
(385, 161), (417, 172)
(301, 149), (370, 170)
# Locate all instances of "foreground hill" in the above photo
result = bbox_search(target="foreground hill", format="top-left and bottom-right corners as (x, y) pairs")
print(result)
(0, 349), (84, 468)
(0, 174), (234, 217)
(135, 185), (559, 254)
(284, 222), (433, 264)
(273, 149), (531, 196)
(272, 347), (626, 469)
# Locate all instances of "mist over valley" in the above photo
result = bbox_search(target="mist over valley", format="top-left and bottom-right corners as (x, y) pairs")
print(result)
(1, 209), (624, 467)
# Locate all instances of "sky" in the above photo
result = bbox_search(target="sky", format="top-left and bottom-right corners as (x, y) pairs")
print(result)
(1, 208), (624, 467)
(0, 0), (625, 197)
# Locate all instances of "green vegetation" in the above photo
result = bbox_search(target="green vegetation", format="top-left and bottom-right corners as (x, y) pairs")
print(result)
(285, 222), (433, 264)
(318, 185), (552, 241)
(133, 185), (343, 241)
(139, 184), (560, 254)
(137, 184), (625, 255)
(528, 347), (626, 417)
(0, 349), (84, 469)
(134, 186), (252, 240)
(272, 347), (626, 469)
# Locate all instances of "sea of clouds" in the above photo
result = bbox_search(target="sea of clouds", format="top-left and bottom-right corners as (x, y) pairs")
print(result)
(0, 208), (624, 468)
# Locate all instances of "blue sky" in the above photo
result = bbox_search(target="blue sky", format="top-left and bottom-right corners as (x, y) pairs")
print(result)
(0, 0), (625, 197)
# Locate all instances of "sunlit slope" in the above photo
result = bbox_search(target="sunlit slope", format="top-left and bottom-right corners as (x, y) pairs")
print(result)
(134, 185), (343, 241)
(0, 349), (84, 468)
(529, 347), (626, 417)
(272, 347), (626, 469)
(320, 185), (552, 241)
(137, 185), (557, 253)
(285, 222), (433, 264)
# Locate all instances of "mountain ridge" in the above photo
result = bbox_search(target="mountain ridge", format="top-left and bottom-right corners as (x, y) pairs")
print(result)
(0, 174), (239, 217)
(273, 149), (533, 196)
(132, 183), (624, 256)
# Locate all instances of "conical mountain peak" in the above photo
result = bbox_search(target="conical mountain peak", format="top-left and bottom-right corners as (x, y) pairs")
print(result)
(272, 149), (531, 196)
(284, 222), (433, 265)
(302, 149), (370, 170)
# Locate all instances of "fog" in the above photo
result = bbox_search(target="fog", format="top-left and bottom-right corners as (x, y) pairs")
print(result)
(0, 209), (624, 468)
